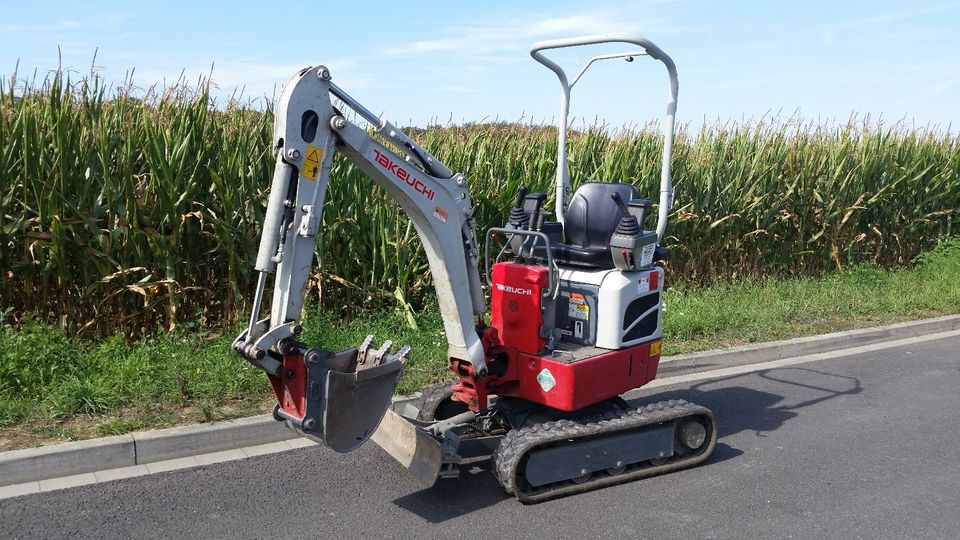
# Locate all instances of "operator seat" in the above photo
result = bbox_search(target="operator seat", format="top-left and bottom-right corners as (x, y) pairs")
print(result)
(551, 182), (642, 269)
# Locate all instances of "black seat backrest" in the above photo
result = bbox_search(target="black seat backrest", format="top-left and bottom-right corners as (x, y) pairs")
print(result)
(564, 183), (642, 249)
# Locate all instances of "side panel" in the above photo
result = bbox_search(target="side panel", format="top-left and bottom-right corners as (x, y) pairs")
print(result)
(596, 266), (664, 349)
(554, 281), (600, 346)
(553, 266), (663, 350)
(511, 340), (662, 411)
(490, 262), (549, 355)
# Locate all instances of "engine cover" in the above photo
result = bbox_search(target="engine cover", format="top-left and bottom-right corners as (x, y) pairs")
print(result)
(555, 266), (663, 349)
(490, 262), (549, 355)
(464, 262), (666, 413)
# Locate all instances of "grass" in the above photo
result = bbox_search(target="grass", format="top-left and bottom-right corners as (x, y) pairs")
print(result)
(1, 238), (958, 451)
(664, 236), (960, 352)
(2, 70), (958, 338)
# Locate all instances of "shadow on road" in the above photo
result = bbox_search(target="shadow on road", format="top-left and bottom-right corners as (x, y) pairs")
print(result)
(392, 458), (506, 522)
(635, 366), (863, 439)
(392, 365), (861, 522)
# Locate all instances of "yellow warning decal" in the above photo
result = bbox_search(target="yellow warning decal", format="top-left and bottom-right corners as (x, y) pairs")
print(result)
(302, 145), (323, 180)
(650, 340), (662, 356)
(566, 293), (589, 321)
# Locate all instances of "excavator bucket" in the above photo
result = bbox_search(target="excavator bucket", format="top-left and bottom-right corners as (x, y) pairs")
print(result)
(271, 336), (407, 453)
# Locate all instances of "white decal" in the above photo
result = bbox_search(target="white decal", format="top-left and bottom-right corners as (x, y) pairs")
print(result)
(537, 368), (556, 392)
(640, 244), (656, 266)
(638, 276), (649, 294)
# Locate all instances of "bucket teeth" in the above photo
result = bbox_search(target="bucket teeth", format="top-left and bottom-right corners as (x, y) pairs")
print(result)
(357, 335), (409, 367)
(392, 345), (411, 363)
(358, 335), (376, 365)
(373, 340), (393, 365)
(358, 335), (375, 362)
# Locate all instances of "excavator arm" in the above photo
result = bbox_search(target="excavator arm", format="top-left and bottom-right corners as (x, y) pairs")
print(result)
(233, 66), (487, 451)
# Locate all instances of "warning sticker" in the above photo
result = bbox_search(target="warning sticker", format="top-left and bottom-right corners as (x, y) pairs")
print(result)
(640, 243), (656, 266)
(650, 340), (661, 356)
(537, 368), (556, 392)
(432, 207), (448, 224)
(302, 145), (323, 180)
(639, 270), (659, 293)
(638, 276), (649, 294)
(566, 293), (590, 321)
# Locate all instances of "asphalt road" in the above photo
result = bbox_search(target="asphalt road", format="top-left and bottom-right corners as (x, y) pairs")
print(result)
(2, 335), (959, 539)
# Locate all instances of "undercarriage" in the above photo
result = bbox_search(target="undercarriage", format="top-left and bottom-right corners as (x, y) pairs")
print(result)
(384, 384), (717, 503)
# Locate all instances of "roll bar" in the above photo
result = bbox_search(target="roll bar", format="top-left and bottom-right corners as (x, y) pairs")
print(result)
(529, 33), (678, 242)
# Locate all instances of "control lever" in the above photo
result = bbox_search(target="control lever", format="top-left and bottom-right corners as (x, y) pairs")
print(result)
(508, 185), (529, 228)
(518, 192), (547, 258)
(515, 185), (529, 208)
(611, 193), (641, 236)
(525, 193), (547, 230)
(610, 192), (630, 214)
(536, 211), (552, 231)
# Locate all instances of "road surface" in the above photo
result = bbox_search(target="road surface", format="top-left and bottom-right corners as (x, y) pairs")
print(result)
(2, 334), (959, 539)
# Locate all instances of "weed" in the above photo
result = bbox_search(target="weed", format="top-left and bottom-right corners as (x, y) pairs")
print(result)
(95, 417), (149, 437)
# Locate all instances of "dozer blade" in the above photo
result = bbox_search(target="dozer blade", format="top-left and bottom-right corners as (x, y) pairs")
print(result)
(272, 336), (408, 453)
(370, 409), (444, 486)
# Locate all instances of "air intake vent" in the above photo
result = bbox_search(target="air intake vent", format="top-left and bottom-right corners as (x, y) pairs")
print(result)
(508, 299), (520, 312)
(623, 292), (661, 330)
(624, 311), (658, 342)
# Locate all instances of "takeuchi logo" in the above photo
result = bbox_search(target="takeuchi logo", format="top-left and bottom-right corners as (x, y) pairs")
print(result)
(495, 283), (533, 296)
(373, 149), (435, 201)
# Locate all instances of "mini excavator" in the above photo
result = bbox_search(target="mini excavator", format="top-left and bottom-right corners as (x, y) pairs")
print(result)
(233, 34), (717, 503)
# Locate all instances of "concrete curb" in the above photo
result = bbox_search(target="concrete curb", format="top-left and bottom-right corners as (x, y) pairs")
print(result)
(132, 414), (295, 464)
(0, 434), (135, 486)
(0, 396), (420, 487)
(2, 314), (957, 487)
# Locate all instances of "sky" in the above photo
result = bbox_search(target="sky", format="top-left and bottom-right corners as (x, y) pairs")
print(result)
(1, 1), (959, 131)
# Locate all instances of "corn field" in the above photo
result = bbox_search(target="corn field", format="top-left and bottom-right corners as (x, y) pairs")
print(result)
(1, 73), (958, 337)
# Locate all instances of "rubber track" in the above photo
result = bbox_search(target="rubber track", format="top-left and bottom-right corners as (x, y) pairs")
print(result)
(493, 399), (717, 503)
